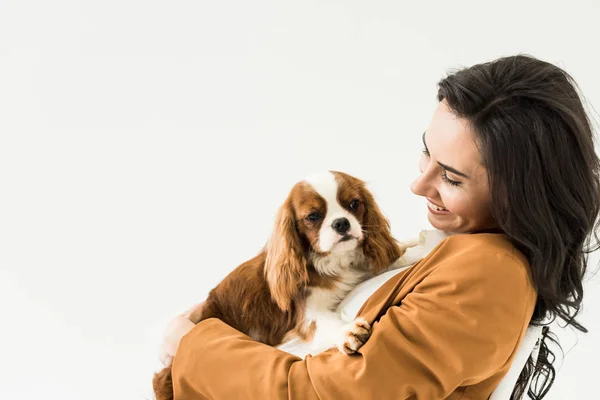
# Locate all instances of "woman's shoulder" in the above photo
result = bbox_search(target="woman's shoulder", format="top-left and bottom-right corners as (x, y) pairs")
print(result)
(394, 232), (538, 317)
(436, 232), (527, 263)
(417, 232), (532, 286)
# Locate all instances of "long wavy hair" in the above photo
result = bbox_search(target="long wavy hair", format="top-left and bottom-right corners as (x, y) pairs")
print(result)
(436, 54), (600, 399)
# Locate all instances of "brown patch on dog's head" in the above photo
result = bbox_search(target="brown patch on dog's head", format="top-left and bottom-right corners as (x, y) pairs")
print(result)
(332, 171), (403, 273)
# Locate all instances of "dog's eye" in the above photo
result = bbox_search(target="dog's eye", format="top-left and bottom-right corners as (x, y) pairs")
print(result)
(306, 213), (322, 222)
(349, 199), (360, 210)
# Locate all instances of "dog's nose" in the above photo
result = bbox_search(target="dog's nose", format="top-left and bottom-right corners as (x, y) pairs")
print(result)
(332, 218), (351, 234)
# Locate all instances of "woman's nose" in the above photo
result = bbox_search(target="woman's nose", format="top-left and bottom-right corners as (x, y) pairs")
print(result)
(410, 167), (436, 198)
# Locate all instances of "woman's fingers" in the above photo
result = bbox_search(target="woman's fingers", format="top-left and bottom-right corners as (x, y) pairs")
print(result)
(158, 301), (206, 365)
(163, 316), (196, 357)
(180, 301), (206, 323)
(159, 348), (173, 367)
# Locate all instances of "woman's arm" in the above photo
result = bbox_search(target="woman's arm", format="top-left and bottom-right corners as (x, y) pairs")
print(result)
(171, 250), (536, 399)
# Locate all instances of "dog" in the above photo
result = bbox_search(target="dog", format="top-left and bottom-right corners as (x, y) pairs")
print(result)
(152, 170), (412, 400)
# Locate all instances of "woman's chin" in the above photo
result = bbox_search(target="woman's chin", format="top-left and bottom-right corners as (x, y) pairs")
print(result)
(427, 212), (455, 232)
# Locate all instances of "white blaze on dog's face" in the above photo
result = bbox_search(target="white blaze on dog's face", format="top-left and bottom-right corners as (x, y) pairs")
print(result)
(303, 171), (364, 253)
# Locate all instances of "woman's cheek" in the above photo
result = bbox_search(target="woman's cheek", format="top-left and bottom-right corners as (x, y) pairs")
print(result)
(440, 189), (460, 213)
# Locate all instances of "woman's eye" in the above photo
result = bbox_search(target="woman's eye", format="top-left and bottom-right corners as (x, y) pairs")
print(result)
(349, 199), (360, 210)
(306, 213), (322, 222)
(422, 147), (430, 156)
(441, 172), (461, 187)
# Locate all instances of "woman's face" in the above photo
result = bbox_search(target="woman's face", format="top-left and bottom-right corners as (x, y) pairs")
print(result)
(410, 101), (497, 233)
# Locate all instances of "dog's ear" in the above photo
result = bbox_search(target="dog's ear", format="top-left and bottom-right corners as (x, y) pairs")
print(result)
(361, 188), (403, 274)
(264, 197), (308, 312)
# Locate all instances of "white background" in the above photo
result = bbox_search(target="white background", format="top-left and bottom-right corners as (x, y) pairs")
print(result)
(1, 1), (599, 399)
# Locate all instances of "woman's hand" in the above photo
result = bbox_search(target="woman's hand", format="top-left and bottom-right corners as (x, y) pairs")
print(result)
(179, 301), (206, 324)
(159, 301), (206, 367)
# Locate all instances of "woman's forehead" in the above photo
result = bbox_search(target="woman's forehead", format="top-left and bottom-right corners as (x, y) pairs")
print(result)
(425, 102), (485, 175)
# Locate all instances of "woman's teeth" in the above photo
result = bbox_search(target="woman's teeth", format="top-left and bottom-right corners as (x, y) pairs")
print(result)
(428, 200), (448, 212)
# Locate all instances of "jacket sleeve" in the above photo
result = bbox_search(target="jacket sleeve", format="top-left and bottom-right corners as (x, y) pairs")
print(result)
(171, 250), (536, 400)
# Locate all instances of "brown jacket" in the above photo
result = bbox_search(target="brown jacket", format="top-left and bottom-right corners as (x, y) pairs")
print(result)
(171, 233), (537, 399)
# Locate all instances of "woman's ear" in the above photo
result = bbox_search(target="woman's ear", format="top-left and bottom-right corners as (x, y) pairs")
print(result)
(264, 198), (308, 312)
(361, 189), (403, 274)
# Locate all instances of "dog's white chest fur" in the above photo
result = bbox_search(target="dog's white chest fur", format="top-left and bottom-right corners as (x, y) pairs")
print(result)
(305, 269), (368, 315)
(307, 250), (370, 314)
(280, 249), (371, 356)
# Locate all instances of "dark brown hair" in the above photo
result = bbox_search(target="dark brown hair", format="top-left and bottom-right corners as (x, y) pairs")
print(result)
(436, 54), (600, 399)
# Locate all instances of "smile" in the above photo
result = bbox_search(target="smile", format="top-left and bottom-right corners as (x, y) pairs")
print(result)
(427, 199), (450, 214)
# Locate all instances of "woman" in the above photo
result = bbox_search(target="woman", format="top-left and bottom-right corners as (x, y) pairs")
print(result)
(159, 55), (600, 399)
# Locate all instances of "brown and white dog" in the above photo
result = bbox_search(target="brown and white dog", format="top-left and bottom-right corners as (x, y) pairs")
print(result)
(152, 170), (411, 400)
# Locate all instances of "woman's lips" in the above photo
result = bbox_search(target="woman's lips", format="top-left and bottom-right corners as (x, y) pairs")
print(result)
(427, 198), (450, 214)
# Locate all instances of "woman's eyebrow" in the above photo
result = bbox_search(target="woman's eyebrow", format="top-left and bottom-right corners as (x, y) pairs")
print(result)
(422, 131), (470, 179)
(439, 161), (470, 179)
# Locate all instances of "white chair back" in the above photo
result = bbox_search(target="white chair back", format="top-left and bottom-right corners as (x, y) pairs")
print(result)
(490, 325), (543, 399)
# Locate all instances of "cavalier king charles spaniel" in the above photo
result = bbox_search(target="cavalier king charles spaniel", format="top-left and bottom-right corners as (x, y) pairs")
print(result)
(153, 170), (412, 400)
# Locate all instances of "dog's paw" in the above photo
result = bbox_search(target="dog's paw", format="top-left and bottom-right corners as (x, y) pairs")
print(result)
(338, 317), (371, 355)
(399, 231), (426, 250)
(418, 230), (427, 245)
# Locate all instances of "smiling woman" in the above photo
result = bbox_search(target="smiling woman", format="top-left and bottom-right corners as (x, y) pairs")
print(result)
(426, 55), (600, 398)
